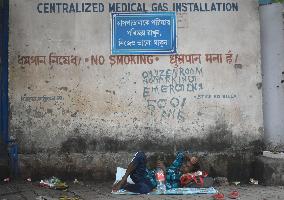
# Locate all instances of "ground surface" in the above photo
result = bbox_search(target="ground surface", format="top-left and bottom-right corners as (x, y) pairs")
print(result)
(0, 180), (284, 200)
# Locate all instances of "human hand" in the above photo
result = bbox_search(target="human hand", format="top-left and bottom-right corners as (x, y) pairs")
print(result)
(112, 178), (126, 192)
(184, 151), (191, 161)
(157, 160), (166, 172)
(190, 156), (198, 165)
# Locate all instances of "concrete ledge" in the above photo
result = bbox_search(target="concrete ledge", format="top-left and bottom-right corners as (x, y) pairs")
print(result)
(19, 151), (257, 182)
(254, 155), (284, 185)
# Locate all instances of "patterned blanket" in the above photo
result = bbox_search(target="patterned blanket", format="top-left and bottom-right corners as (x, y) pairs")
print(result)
(112, 187), (218, 195)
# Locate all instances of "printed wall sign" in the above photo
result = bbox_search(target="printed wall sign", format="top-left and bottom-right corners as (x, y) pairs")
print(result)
(111, 12), (177, 55)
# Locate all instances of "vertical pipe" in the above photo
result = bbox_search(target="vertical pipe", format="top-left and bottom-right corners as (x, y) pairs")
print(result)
(260, 3), (284, 150)
(0, 0), (9, 144)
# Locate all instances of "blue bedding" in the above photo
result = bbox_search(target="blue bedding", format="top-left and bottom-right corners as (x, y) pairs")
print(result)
(112, 187), (218, 195)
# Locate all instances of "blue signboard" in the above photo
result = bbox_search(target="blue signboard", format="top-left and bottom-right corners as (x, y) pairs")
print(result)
(111, 12), (177, 55)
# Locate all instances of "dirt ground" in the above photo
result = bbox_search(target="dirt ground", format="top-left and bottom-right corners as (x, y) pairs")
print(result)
(0, 180), (284, 200)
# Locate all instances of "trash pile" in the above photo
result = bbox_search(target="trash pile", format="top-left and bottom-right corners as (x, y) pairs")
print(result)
(39, 176), (68, 190)
(36, 196), (81, 200)
(59, 196), (81, 200)
(249, 178), (258, 185)
(213, 177), (229, 186)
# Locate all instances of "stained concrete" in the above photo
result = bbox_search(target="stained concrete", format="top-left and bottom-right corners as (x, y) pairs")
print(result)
(18, 150), (262, 183)
(8, 0), (263, 180)
(254, 155), (284, 186)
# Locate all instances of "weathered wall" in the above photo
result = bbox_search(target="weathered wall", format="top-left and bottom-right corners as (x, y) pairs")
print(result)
(9, 0), (263, 179)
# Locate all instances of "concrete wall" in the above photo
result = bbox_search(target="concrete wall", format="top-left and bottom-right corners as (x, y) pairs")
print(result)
(260, 3), (284, 151)
(8, 0), (263, 179)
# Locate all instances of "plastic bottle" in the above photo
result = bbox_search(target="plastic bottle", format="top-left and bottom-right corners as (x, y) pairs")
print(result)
(155, 168), (166, 194)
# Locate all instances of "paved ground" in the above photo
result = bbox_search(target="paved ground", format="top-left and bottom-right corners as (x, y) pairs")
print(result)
(0, 180), (284, 200)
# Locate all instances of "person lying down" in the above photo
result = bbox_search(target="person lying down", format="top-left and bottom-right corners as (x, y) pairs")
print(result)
(112, 151), (212, 194)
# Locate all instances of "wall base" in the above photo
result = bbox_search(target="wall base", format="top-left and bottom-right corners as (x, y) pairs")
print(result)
(19, 150), (261, 183)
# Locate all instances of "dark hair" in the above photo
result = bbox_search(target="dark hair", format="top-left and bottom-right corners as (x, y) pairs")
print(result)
(183, 160), (201, 173)
(191, 163), (200, 172)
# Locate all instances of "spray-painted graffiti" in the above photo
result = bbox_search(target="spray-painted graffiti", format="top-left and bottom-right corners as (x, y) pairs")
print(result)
(146, 97), (186, 122)
(142, 67), (203, 97)
(142, 66), (203, 122)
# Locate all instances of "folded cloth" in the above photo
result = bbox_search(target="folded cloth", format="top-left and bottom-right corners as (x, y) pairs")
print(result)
(113, 167), (134, 184)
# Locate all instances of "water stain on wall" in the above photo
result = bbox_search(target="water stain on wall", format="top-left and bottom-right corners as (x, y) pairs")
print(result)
(61, 136), (87, 153)
(57, 120), (263, 155)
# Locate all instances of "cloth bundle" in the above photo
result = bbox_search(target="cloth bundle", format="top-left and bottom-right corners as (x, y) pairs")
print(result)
(180, 171), (212, 188)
